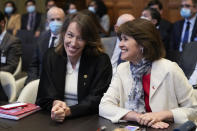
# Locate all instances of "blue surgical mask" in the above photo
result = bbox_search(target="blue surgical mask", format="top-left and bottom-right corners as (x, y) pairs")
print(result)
(27, 5), (35, 13)
(49, 20), (63, 35)
(88, 6), (95, 13)
(68, 9), (77, 14)
(5, 7), (13, 14)
(180, 8), (191, 19)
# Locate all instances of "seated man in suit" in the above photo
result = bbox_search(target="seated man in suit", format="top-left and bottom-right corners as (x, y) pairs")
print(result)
(21, 0), (42, 37)
(179, 42), (197, 87)
(147, 0), (172, 54)
(102, 14), (135, 74)
(171, 0), (197, 52)
(0, 11), (22, 74)
(25, 7), (65, 85)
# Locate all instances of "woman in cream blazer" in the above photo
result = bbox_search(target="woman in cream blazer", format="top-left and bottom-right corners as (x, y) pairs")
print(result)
(99, 19), (197, 129)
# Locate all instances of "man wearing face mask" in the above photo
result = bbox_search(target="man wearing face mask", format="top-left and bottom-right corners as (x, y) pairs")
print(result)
(21, 0), (41, 37)
(171, 0), (197, 53)
(25, 7), (65, 85)
(38, 0), (56, 32)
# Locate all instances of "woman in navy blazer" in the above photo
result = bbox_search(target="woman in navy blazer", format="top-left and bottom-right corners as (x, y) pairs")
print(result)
(36, 13), (112, 122)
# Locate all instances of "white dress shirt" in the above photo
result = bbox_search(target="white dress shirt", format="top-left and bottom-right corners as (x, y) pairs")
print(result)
(64, 57), (81, 106)
(189, 63), (197, 86)
(179, 15), (197, 52)
(0, 30), (6, 45)
(111, 38), (121, 74)
(48, 33), (60, 48)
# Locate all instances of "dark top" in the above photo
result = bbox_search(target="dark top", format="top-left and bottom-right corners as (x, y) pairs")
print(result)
(36, 48), (112, 118)
(0, 83), (8, 101)
(21, 12), (42, 32)
(0, 32), (22, 73)
(171, 18), (197, 51)
(25, 31), (51, 85)
(179, 42), (197, 79)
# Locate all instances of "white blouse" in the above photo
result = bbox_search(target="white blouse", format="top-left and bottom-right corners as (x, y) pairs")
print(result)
(64, 57), (81, 106)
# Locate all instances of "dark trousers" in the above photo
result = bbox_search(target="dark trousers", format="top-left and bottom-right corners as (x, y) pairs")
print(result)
(0, 83), (8, 102)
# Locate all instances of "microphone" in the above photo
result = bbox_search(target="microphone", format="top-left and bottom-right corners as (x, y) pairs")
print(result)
(173, 121), (196, 131)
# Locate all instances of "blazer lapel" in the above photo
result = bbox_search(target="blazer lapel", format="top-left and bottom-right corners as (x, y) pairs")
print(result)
(77, 52), (89, 101)
(149, 59), (168, 99)
(178, 20), (184, 44)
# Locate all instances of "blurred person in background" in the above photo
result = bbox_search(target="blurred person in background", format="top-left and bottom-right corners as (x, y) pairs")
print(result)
(39, 0), (56, 32)
(25, 7), (65, 85)
(0, 11), (22, 74)
(102, 14), (135, 75)
(65, 2), (78, 15)
(80, 9), (108, 37)
(88, 0), (110, 33)
(4, 1), (21, 36)
(21, 0), (41, 37)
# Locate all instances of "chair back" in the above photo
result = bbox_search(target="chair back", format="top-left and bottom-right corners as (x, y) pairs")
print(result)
(13, 57), (22, 77)
(0, 71), (17, 102)
(17, 79), (40, 104)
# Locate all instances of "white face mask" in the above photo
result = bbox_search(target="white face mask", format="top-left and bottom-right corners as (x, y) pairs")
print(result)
(88, 6), (96, 13)
(27, 5), (35, 13)
(140, 16), (151, 21)
(49, 20), (63, 35)
(68, 9), (77, 14)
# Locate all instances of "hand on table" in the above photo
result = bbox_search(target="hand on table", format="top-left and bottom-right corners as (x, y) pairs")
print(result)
(51, 100), (71, 122)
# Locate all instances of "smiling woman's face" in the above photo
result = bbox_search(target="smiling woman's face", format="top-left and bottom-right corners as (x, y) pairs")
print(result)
(119, 34), (142, 64)
(64, 22), (85, 61)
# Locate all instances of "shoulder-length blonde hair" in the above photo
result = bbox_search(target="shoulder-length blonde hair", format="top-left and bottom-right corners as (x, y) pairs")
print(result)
(55, 12), (104, 56)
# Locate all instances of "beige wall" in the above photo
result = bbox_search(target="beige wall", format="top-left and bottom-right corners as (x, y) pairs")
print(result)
(0, 0), (46, 14)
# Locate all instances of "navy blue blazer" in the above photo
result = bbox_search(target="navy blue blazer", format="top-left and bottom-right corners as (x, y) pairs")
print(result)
(21, 12), (41, 31)
(36, 48), (112, 118)
(171, 18), (197, 51)
(179, 42), (197, 79)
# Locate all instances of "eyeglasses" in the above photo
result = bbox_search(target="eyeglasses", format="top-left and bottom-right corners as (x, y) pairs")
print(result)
(180, 4), (194, 8)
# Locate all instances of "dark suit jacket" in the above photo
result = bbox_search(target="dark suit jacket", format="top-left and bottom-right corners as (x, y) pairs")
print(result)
(25, 31), (51, 85)
(21, 12), (41, 31)
(159, 19), (173, 53)
(171, 18), (197, 51)
(36, 48), (112, 118)
(179, 42), (197, 79)
(0, 32), (22, 73)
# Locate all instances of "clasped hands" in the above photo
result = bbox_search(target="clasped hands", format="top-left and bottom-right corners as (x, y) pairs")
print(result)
(124, 111), (173, 129)
(51, 100), (71, 122)
(137, 111), (170, 129)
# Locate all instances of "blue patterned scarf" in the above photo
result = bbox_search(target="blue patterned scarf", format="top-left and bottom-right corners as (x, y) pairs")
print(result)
(128, 58), (152, 113)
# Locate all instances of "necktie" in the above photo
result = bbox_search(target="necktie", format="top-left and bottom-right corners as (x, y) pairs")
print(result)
(182, 21), (190, 49)
(27, 13), (33, 30)
(50, 36), (57, 48)
(30, 14), (34, 30)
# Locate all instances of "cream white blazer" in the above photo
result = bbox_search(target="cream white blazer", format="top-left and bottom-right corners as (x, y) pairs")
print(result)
(99, 58), (197, 124)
